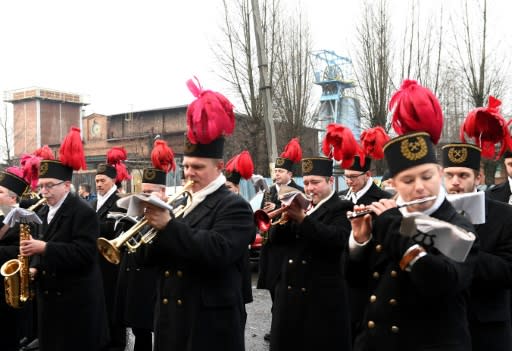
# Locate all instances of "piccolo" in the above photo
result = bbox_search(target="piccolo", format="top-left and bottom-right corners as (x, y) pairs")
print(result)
(346, 195), (437, 219)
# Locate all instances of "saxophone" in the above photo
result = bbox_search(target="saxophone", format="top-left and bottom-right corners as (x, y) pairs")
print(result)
(1, 197), (47, 308)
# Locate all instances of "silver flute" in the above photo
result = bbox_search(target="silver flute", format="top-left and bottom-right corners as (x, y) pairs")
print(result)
(346, 195), (437, 219)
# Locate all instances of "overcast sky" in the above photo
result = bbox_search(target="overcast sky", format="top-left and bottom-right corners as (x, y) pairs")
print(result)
(0, 0), (511, 117)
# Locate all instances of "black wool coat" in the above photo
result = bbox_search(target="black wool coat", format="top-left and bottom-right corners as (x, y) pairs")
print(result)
(143, 185), (255, 351)
(469, 196), (512, 350)
(347, 199), (478, 351)
(268, 193), (353, 351)
(32, 192), (109, 351)
(486, 180), (511, 204)
(92, 193), (125, 321)
(257, 180), (304, 291)
(340, 182), (392, 339)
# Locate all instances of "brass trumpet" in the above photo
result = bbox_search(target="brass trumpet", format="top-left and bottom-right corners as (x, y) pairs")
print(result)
(97, 180), (194, 264)
(254, 206), (289, 232)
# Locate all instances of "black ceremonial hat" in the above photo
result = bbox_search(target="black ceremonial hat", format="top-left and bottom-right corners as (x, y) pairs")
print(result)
(441, 143), (481, 170)
(345, 155), (371, 172)
(383, 132), (437, 177)
(184, 136), (225, 159)
(301, 157), (333, 177)
(96, 163), (117, 179)
(0, 171), (29, 197)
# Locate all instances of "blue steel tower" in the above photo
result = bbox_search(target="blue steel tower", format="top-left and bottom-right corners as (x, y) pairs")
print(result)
(311, 50), (360, 151)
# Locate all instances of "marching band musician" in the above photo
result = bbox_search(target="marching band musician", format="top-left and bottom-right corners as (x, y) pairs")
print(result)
(347, 80), (478, 351)
(339, 155), (391, 205)
(115, 140), (171, 351)
(93, 146), (131, 351)
(443, 99), (512, 350)
(20, 127), (109, 351)
(256, 138), (303, 342)
(267, 156), (352, 350)
(0, 165), (36, 351)
(139, 79), (255, 351)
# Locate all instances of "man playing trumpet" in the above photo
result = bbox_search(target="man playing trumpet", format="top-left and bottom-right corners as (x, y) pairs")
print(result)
(267, 156), (352, 350)
(139, 80), (255, 351)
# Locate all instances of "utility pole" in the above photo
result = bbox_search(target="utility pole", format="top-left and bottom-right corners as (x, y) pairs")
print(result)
(251, 0), (277, 175)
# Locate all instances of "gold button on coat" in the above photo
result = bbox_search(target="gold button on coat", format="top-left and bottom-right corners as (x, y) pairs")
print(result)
(164, 271), (171, 277)
(370, 295), (377, 303)
(177, 299), (183, 305)
(372, 272), (379, 279)
(177, 270), (183, 277)
(368, 321), (375, 329)
(288, 259), (294, 264)
(390, 270), (398, 278)
(162, 298), (168, 305)
(375, 244), (383, 252)
(391, 326), (399, 333)
(389, 299), (397, 305)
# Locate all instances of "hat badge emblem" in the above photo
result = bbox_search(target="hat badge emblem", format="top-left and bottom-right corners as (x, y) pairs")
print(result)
(39, 162), (48, 176)
(144, 169), (156, 181)
(302, 159), (313, 174)
(448, 147), (468, 164)
(400, 136), (428, 161)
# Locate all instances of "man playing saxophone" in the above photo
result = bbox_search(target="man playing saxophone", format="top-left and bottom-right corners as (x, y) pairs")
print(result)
(19, 128), (109, 351)
(0, 166), (34, 351)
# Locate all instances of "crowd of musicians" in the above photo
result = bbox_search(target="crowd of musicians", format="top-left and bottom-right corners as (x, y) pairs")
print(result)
(0, 79), (512, 351)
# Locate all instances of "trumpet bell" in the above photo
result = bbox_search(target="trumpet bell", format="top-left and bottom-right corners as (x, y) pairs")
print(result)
(254, 210), (271, 232)
(97, 237), (121, 265)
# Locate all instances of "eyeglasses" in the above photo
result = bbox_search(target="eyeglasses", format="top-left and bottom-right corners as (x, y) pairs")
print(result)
(37, 181), (65, 191)
(343, 172), (365, 181)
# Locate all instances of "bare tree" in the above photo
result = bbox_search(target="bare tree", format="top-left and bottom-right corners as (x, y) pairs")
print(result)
(353, 0), (393, 131)
(0, 104), (13, 166)
(213, 0), (315, 175)
(272, 5), (315, 141)
(450, 0), (510, 184)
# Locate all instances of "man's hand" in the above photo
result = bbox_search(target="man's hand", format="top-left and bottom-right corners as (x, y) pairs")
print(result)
(263, 201), (276, 213)
(20, 237), (46, 256)
(144, 203), (172, 231)
(349, 204), (372, 243)
(285, 200), (306, 224)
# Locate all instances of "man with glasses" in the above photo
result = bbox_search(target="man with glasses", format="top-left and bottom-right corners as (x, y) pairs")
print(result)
(20, 128), (108, 351)
(339, 155), (391, 341)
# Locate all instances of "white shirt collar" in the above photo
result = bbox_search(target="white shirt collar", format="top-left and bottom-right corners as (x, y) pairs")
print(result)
(96, 184), (117, 212)
(47, 192), (69, 223)
(351, 177), (373, 203)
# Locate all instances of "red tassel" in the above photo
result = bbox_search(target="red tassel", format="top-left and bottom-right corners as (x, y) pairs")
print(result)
(33, 145), (55, 160)
(151, 140), (175, 173)
(460, 96), (511, 159)
(322, 124), (360, 168)
(360, 126), (390, 160)
(389, 80), (443, 144)
(59, 127), (86, 171)
(226, 151), (254, 180)
(106, 146), (131, 183)
(20, 154), (42, 190)
(107, 146), (128, 164)
(186, 78), (235, 144)
(5, 166), (23, 178)
(281, 138), (302, 164)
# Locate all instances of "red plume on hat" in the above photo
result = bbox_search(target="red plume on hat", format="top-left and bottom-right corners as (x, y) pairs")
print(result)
(460, 96), (512, 160)
(226, 151), (254, 180)
(33, 145), (55, 160)
(360, 126), (390, 160)
(20, 154), (42, 190)
(151, 139), (175, 173)
(59, 127), (86, 171)
(322, 123), (361, 168)
(389, 80), (443, 144)
(281, 138), (302, 164)
(107, 146), (131, 183)
(186, 77), (235, 144)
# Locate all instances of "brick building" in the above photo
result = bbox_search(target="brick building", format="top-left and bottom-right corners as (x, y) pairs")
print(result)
(5, 87), (319, 191)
